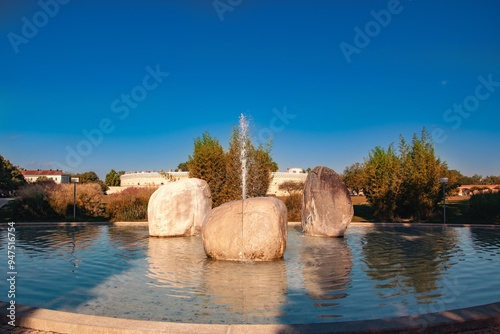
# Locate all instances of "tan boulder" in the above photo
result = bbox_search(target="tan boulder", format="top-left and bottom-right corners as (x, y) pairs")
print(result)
(202, 197), (287, 261)
(301, 166), (353, 237)
(148, 178), (212, 237)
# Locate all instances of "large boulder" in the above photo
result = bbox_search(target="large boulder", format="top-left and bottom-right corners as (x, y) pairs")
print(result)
(148, 178), (212, 237)
(202, 197), (287, 261)
(301, 166), (353, 237)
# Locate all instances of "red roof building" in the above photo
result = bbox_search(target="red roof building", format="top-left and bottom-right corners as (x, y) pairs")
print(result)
(21, 170), (70, 184)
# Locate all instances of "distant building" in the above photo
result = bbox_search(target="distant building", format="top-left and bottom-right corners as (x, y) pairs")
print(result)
(120, 169), (308, 196)
(267, 171), (307, 196)
(21, 170), (70, 184)
(120, 171), (189, 187)
(285, 167), (305, 174)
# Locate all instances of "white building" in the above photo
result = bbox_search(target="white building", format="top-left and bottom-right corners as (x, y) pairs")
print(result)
(120, 170), (189, 187)
(21, 170), (70, 184)
(120, 169), (308, 197)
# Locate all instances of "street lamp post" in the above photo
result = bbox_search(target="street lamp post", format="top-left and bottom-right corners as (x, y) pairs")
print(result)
(71, 178), (79, 221)
(440, 178), (449, 225)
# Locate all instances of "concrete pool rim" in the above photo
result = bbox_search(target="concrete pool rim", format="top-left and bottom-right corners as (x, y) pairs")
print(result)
(1, 301), (500, 333)
(2, 221), (499, 228)
(2, 221), (500, 333)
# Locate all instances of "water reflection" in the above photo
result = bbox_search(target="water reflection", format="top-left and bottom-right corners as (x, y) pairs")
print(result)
(361, 226), (460, 301)
(300, 235), (353, 305)
(107, 226), (148, 260)
(147, 236), (206, 293)
(470, 228), (500, 255)
(14, 226), (101, 257)
(201, 259), (288, 317)
(147, 235), (288, 318)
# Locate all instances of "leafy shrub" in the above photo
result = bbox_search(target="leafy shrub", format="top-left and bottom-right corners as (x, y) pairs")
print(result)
(49, 183), (104, 217)
(469, 192), (500, 221)
(12, 184), (59, 220)
(106, 187), (157, 221)
(11, 182), (104, 220)
(284, 193), (302, 222)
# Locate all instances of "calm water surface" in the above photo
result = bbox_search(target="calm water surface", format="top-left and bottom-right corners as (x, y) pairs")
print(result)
(1, 224), (499, 324)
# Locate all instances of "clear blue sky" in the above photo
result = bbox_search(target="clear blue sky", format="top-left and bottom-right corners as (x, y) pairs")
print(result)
(1, 0), (499, 180)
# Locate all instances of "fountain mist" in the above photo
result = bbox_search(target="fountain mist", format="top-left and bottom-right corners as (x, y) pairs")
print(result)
(239, 113), (249, 201)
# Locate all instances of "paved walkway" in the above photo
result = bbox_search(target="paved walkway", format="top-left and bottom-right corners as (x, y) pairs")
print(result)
(2, 324), (500, 334)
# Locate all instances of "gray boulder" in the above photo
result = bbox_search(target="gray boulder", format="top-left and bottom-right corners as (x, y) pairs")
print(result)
(148, 178), (212, 237)
(301, 166), (353, 237)
(202, 197), (287, 261)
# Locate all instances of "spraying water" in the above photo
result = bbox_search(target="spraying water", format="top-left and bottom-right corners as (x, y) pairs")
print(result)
(239, 114), (250, 258)
(239, 113), (249, 201)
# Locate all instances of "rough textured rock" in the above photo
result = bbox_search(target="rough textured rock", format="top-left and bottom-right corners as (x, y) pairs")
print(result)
(301, 166), (353, 237)
(148, 178), (212, 237)
(202, 197), (287, 261)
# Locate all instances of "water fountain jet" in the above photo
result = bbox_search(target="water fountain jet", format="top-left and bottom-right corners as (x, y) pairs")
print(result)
(201, 114), (288, 261)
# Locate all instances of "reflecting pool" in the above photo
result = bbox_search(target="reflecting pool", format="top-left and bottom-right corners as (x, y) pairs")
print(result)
(1, 224), (499, 324)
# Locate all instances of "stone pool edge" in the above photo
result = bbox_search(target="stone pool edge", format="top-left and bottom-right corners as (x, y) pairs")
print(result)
(1, 301), (500, 334)
(1, 221), (499, 228)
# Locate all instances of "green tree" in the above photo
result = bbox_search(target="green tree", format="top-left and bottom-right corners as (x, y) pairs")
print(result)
(397, 129), (448, 219)
(221, 126), (277, 202)
(221, 125), (243, 203)
(471, 174), (483, 184)
(187, 125), (277, 207)
(363, 144), (402, 221)
(483, 175), (500, 185)
(74, 171), (108, 192)
(247, 142), (275, 198)
(75, 171), (100, 183)
(177, 162), (189, 172)
(105, 169), (124, 186)
(342, 162), (365, 195)
(0, 154), (27, 192)
(187, 131), (227, 207)
(363, 128), (453, 221)
(442, 169), (462, 195)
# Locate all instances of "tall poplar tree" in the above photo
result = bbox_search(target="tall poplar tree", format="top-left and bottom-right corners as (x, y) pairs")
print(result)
(363, 144), (402, 221)
(187, 131), (227, 207)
